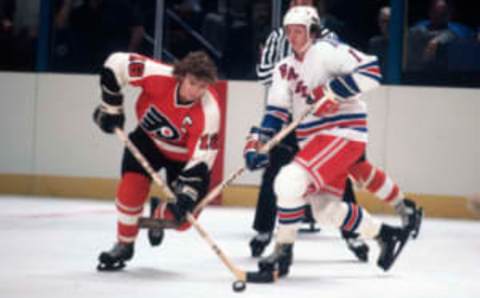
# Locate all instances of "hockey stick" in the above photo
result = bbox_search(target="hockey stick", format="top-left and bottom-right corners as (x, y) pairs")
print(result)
(192, 90), (334, 214)
(113, 128), (275, 287)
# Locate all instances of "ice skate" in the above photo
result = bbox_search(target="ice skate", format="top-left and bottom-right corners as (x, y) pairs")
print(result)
(258, 243), (293, 277)
(147, 197), (165, 247)
(396, 198), (423, 239)
(249, 232), (272, 257)
(97, 242), (134, 271)
(343, 231), (369, 262)
(376, 225), (409, 271)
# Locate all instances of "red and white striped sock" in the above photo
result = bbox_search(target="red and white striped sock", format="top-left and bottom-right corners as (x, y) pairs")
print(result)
(115, 172), (151, 243)
(350, 161), (404, 206)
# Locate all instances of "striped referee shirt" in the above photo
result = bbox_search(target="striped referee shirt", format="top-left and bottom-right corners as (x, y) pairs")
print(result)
(256, 27), (339, 86)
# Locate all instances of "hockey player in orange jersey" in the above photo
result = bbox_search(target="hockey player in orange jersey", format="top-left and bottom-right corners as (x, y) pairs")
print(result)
(93, 51), (221, 271)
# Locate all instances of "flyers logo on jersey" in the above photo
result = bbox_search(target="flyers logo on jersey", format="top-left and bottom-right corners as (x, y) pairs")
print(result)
(140, 106), (180, 141)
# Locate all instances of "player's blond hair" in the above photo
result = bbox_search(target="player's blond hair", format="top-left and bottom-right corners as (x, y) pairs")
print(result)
(173, 51), (217, 84)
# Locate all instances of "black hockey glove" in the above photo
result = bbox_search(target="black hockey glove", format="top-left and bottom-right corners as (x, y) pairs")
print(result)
(168, 163), (210, 222)
(167, 193), (195, 223)
(93, 104), (125, 134)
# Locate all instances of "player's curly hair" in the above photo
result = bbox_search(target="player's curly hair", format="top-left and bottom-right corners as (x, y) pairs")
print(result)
(173, 51), (217, 84)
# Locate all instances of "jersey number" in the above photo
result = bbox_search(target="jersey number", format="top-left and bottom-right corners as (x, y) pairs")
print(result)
(348, 48), (363, 63)
(200, 133), (219, 150)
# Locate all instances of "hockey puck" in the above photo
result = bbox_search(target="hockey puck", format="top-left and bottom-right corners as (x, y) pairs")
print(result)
(232, 280), (246, 292)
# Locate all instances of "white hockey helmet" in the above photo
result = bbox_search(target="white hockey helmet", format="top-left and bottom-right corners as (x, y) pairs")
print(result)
(283, 6), (321, 33)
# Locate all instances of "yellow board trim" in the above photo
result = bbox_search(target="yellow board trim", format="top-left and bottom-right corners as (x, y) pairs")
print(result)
(0, 174), (168, 201)
(0, 174), (478, 220)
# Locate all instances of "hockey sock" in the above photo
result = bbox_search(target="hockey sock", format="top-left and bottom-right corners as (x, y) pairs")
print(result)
(311, 196), (381, 239)
(116, 172), (151, 242)
(350, 161), (404, 206)
(276, 205), (306, 243)
(346, 204), (382, 239)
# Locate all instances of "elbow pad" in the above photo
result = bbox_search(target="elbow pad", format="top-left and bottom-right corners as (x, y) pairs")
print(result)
(100, 67), (123, 106)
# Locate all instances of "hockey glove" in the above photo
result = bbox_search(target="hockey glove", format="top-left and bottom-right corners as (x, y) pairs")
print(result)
(307, 85), (339, 117)
(243, 126), (272, 171)
(93, 103), (125, 134)
(168, 164), (209, 223)
(167, 193), (195, 223)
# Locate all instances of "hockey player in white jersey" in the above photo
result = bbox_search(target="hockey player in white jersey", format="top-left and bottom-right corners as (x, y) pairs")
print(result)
(244, 6), (412, 277)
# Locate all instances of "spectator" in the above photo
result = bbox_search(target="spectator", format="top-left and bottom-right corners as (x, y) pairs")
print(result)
(201, 0), (252, 79)
(328, 0), (383, 50)
(316, 0), (345, 40)
(172, 0), (204, 29)
(0, 0), (16, 69)
(249, 0), (271, 78)
(50, 0), (75, 71)
(163, 0), (205, 61)
(0, 0), (15, 35)
(407, 0), (473, 71)
(368, 6), (390, 77)
(69, 0), (144, 73)
(201, 8), (226, 58)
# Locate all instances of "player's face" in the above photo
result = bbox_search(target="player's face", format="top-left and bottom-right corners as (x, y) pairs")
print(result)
(179, 74), (210, 103)
(286, 24), (309, 54)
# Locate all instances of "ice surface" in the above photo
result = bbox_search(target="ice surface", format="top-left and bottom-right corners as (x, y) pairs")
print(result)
(0, 195), (478, 298)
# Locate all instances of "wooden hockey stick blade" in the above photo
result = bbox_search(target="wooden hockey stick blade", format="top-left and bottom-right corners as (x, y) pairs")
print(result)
(138, 217), (180, 229)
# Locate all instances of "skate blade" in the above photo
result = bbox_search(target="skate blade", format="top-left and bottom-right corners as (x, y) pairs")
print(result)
(298, 224), (321, 233)
(97, 261), (126, 272)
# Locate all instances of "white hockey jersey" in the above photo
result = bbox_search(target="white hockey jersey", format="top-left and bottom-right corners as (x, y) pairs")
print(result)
(264, 40), (382, 144)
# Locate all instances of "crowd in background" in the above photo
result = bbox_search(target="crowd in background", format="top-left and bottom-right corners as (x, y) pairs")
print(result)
(0, 0), (36, 70)
(0, 0), (479, 86)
